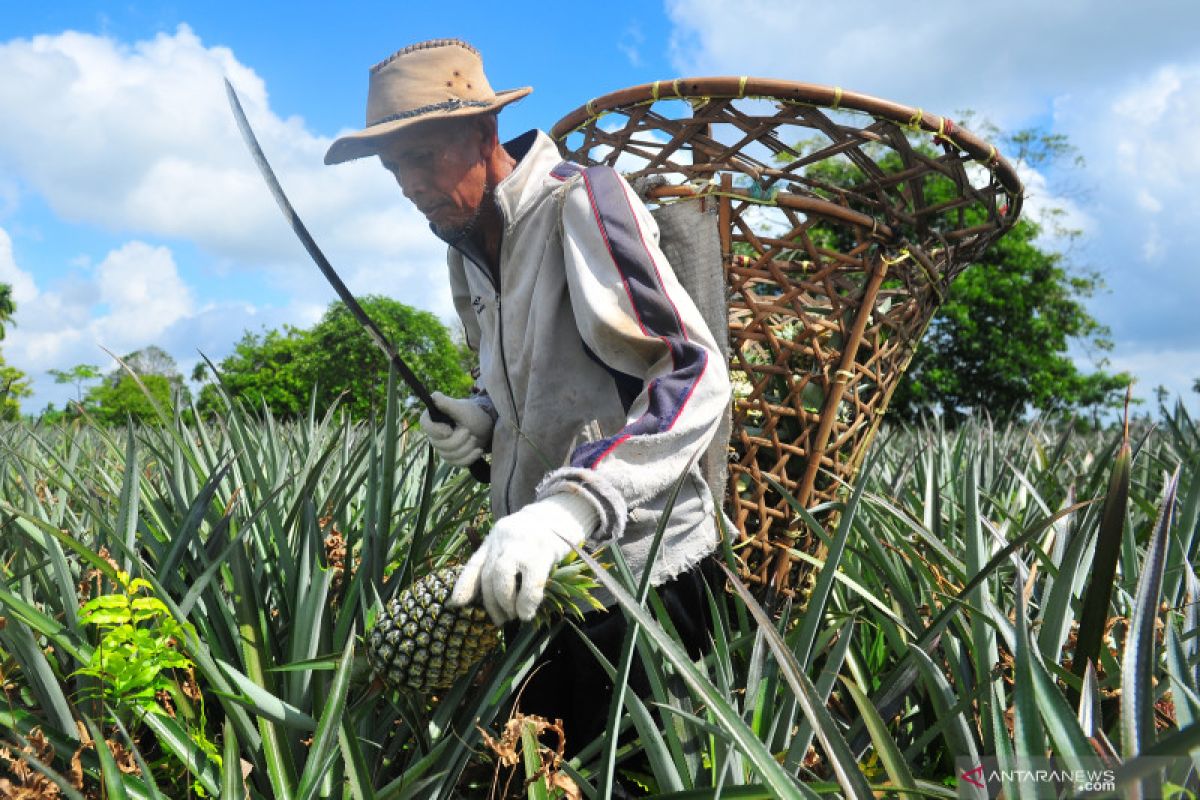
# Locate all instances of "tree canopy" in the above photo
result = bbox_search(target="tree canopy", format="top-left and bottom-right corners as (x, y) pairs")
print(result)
(48, 363), (102, 403)
(887, 211), (1128, 422)
(84, 372), (175, 426)
(196, 296), (473, 420)
(0, 283), (13, 341)
(0, 284), (30, 420)
(0, 357), (31, 421)
(68, 347), (187, 426)
(115, 345), (180, 382)
(796, 126), (1127, 423)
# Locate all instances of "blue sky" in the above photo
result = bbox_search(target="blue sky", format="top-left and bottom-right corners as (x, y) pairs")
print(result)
(1, 1), (1198, 415)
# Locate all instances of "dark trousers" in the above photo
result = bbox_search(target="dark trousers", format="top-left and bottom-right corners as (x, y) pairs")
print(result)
(510, 559), (716, 759)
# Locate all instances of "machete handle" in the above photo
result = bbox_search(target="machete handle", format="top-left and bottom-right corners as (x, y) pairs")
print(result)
(424, 403), (492, 484)
(466, 457), (491, 484)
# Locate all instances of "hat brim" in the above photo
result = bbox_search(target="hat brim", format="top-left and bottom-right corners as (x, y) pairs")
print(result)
(323, 86), (532, 165)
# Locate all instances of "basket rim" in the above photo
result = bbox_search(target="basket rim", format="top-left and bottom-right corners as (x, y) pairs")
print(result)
(550, 76), (1024, 203)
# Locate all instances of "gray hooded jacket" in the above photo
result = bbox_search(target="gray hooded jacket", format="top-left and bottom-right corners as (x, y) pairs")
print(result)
(447, 130), (731, 590)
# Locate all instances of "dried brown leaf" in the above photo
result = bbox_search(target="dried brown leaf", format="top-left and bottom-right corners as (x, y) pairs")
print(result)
(105, 739), (139, 775)
(480, 713), (573, 799)
(0, 727), (62, 799)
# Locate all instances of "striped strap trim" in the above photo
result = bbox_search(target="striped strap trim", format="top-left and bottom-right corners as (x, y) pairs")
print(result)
(569, 166), (709, 470)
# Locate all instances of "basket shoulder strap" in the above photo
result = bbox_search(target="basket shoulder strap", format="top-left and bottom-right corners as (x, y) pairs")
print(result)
(569, 163), (734, 504)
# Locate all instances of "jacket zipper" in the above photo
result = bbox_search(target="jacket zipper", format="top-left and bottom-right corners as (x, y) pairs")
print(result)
(454, 244), (522, 516)
(492, 291), (521, 516)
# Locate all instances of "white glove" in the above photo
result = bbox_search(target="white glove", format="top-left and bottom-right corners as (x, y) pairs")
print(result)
(418, 391), (494, 466)
(449, 492), (599, 625)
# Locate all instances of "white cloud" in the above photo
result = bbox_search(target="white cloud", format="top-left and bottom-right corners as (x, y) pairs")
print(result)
(0, 25), (463, 411)
(0, 228), (38, 305)
(1051, 60), (1200, 349)
(93, 241), (193, 342)
(2, 238), (189, 368)
(0, 25), (447, 307)
(1103, 345), (1200, 408)
(665, 0), (1199, 130)
(1068, 62), (1200, 216)
(1140, 224), (1163, 261)
(0, 231), (312, 411)
(1136, 189), (1163, 215)
(0, 180), (18, 219)
(618, 23), (645, 68)
(1012, 160), (1092, 247)
(664, 1), (1200, 413)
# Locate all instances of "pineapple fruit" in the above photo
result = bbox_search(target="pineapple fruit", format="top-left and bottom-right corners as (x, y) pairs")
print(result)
(367, 556), (602, 693)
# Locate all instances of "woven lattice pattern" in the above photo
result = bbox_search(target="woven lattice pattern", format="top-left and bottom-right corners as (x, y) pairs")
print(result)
(552, 78), (1022, 593)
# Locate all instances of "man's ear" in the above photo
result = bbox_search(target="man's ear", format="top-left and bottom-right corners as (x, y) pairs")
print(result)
(475, 114), (499, 157)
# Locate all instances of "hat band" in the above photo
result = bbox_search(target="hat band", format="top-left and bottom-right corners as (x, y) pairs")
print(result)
(369, 97), (494, 127)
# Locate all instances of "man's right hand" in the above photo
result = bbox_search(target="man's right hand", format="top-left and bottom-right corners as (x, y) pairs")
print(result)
(419, 391), (495, 466)
(448, 492), (598, 624)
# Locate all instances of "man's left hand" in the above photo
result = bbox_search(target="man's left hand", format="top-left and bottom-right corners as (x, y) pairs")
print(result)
(449, 492), (598, 624)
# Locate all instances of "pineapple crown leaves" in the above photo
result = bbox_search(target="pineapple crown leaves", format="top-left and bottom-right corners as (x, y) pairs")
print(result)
(536, 552), (605, 625)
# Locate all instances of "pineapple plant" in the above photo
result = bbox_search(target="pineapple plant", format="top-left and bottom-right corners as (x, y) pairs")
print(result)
(3, 362), (1199, 798)
(367, 555), (603, 693)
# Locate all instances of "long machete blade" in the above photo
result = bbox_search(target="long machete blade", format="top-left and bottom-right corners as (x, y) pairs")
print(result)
(225, 80), (433, 407)
(224, 78), (490, 482)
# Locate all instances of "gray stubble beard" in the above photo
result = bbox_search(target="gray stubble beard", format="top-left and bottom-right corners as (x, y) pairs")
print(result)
(435, 180), (491, 247)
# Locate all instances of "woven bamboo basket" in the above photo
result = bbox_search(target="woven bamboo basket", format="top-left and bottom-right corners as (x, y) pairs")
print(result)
(551, 78), (1023, 595)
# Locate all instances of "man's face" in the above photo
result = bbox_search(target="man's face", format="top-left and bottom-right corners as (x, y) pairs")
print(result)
(376, 119), (489, 238)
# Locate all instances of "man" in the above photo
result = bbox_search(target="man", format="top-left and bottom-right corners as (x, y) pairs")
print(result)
(325, 38), (730, 750)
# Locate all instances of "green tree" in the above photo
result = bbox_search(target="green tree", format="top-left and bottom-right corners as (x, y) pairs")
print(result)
(0, 282), (14, 341)
(197, 327), (311, 417)
(198, 296), (473, 419)
(889, 128), (1127, 421)
(0, 357), (31, 420)
(791, 125), (1126, 422)
(48, 363), (102, 404)
(0, 286), (28, 419)
(85, 372), (174, 426)
(82, 347), (187, 426)
(888, 211), (1129, 422)
(118, 345), (182, 382)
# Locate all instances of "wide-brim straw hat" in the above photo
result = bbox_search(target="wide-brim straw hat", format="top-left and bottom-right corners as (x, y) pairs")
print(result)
(324, 39), (531, 165)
